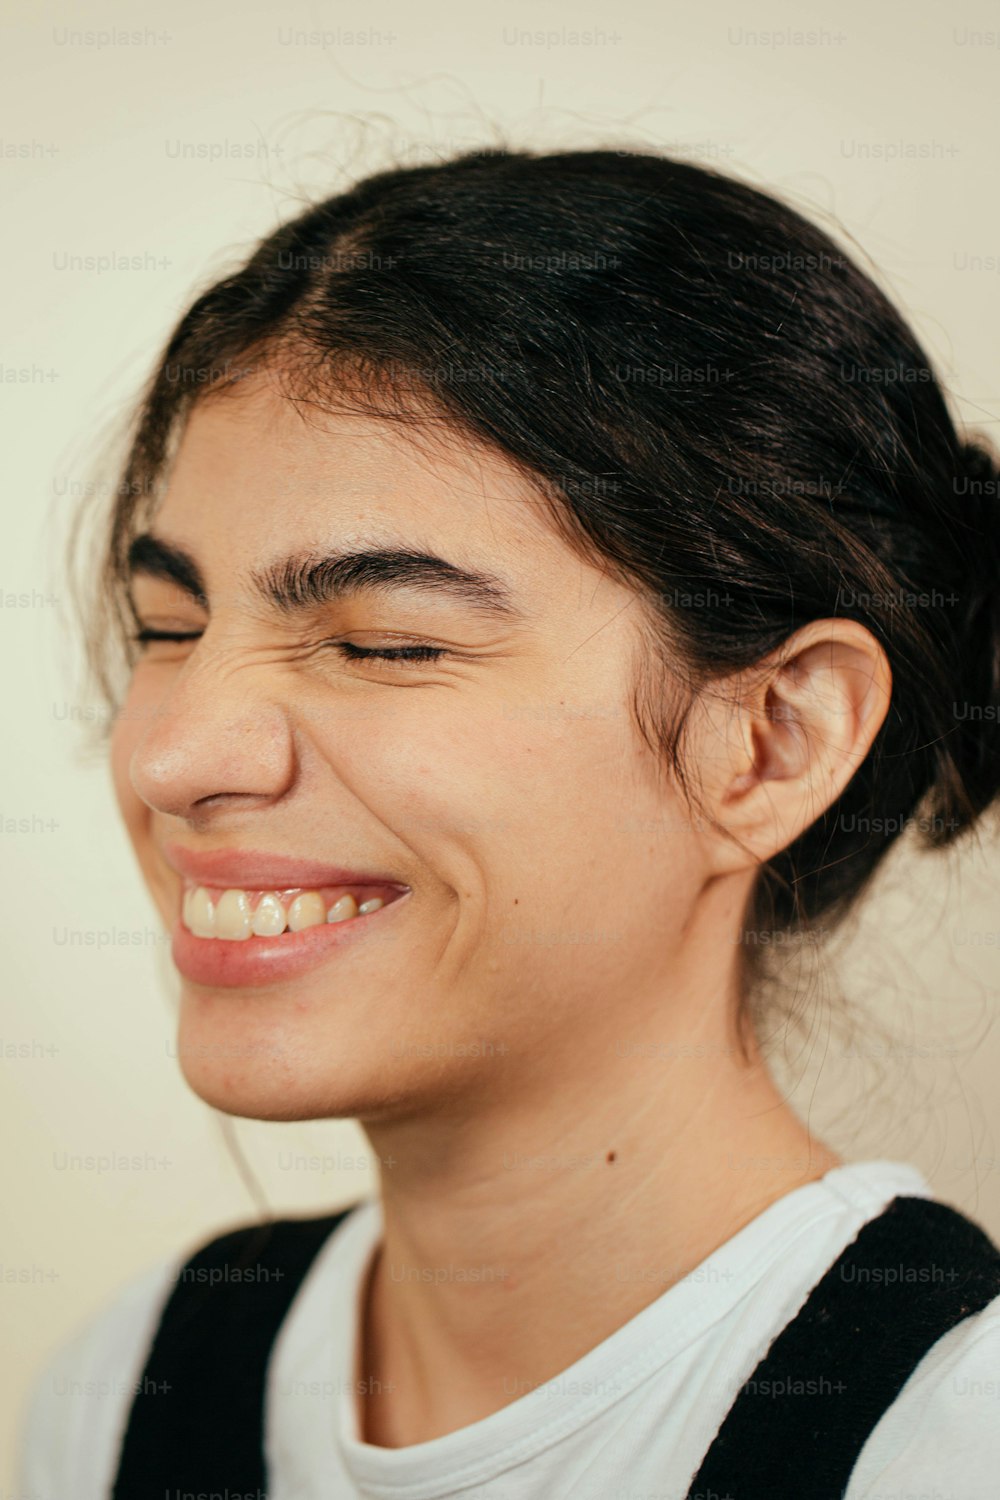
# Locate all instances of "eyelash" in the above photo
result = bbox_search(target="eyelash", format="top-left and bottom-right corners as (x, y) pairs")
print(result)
(334, 641), (446, 665)
(130, 630), (201, 645)
(129, 629), (447, 667)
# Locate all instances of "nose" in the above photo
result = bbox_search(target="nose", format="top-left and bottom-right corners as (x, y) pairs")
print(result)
(126, 647), (297, 822)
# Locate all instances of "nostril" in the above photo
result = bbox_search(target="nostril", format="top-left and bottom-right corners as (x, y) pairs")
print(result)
(124, 683), (298, 820)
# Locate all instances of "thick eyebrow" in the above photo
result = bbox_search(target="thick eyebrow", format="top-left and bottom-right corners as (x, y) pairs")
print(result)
(125, 532), (524, 621)
(126, 532), (207, 605)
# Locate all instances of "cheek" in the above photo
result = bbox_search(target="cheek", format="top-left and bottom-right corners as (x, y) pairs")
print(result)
(340, 696), (671, 908)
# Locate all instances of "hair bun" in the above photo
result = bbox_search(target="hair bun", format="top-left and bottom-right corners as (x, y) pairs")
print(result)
(954, 438), (1000, 593)
(959, 437), (1000, 498)
(942, 436), (1000, 833)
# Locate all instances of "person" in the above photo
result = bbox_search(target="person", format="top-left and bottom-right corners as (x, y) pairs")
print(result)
(18, 147), (1000, 1498)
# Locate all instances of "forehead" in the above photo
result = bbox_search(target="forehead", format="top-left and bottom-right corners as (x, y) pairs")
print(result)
(139, 376), (649, 652)
(155, 376), (562, 575)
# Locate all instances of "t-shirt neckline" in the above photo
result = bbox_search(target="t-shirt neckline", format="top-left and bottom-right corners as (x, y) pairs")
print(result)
(319, 1158), (929, 1498)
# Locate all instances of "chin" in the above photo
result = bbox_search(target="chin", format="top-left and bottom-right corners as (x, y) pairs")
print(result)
(174, 990), (336, 1121)
(179, 1070), (326, 1122)
(172, 989), (438, 1124)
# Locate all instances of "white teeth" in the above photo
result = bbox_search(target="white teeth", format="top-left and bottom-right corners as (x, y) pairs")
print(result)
(182, 885), (391, 937)
(287, 892), (327, 931)
(251, 893), (287, 937)
(326, 894), (359, 924)
(188, 887), (216, 938)
(214, 889), (253, 941)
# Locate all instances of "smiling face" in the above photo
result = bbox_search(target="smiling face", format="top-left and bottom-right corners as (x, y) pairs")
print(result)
(110, 373), (719, 1123)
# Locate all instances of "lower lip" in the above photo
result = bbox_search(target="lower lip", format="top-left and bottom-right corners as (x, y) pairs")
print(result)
(170, 891), (411, 988)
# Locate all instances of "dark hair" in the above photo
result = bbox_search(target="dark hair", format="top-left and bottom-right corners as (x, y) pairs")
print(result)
(74, 147), (1000, 1002)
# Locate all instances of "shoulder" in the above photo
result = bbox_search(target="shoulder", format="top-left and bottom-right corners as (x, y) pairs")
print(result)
(15, 1249), (182, 1500)
(848, 1289), (1000, 1498)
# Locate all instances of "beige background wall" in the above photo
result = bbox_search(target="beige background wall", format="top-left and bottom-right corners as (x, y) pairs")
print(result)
(3, 0), (999, 1481)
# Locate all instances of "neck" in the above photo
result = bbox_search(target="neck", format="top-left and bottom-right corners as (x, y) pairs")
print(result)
(353, 934), (839, 1447)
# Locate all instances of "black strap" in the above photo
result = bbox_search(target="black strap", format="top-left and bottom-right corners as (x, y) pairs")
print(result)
(112, 1202), (361, 1499)
(685, 1194), (1000, 1500)
(113, 1193), (1000, 1498)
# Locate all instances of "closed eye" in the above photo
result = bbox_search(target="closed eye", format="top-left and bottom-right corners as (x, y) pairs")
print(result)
(130, 629), (447, 666)
(131, 629), (202, 644)
(334, 642), (447, 665)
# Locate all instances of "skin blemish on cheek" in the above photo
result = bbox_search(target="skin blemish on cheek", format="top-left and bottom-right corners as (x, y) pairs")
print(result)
(606, 1151), (617, 1163)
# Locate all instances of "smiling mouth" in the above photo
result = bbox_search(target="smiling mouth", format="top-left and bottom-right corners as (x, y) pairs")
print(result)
(181, 882), (409, 940)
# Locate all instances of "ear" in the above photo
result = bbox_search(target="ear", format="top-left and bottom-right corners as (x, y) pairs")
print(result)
(689, 619), (893, 875)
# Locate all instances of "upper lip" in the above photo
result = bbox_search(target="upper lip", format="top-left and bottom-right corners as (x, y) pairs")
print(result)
(161, 841), (409, 891)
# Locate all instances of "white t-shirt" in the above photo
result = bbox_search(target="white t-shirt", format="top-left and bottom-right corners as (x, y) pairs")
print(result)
(17, 1159), (1000, 1499)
